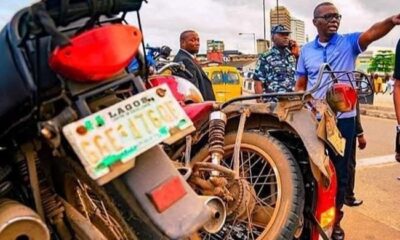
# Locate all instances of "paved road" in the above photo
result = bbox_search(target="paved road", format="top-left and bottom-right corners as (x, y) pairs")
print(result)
(342, 115), (400, 240)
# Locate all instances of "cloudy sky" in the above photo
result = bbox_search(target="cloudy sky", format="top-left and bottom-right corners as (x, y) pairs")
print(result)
(1, 0), (399, 54)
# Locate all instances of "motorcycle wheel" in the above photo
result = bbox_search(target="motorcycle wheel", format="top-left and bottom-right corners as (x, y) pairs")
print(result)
(56, 156), (137, 240)
(191, 131), (305, 240)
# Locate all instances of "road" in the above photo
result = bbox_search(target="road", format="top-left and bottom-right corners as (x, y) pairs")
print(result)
(342, 115), (400, 239)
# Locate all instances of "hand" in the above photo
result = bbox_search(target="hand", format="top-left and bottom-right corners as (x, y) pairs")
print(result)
(392, 13), (400, 25)
(289, 40), (300, 58)
(357, 135), (367, 150)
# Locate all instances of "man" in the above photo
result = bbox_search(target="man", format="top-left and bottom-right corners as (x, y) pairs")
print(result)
(345, 103), (367, 207)
(393, 39), (400, 177)
(295, 2), (400, 239)
(253, 24), (296, 94)
(173, 30), (215, 101)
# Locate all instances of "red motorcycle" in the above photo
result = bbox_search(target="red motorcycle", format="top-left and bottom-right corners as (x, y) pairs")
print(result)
(149, 63), (372, 239)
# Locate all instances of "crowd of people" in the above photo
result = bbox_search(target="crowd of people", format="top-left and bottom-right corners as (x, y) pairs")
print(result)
(174, 2), (400, 240)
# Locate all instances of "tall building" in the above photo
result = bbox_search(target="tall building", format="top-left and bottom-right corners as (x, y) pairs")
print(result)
(290, 18), (305, 46)
(270, 6), (291, 31)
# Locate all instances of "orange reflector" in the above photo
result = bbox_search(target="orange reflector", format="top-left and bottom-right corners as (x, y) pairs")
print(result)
(148, 176), (187, 213)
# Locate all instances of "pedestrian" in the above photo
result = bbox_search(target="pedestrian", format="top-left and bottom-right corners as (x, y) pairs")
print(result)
(173, 30), (216, 101)
(294, 2), (400, 239)
(345, 103), (367, 207)
(383, 74), (395, 94)
(253, 24), (297, 94)
(373, 73), (383, 94)
(393, 39), (400, 179)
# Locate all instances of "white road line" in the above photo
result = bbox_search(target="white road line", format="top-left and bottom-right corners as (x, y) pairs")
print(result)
(357, 154), (396, 167)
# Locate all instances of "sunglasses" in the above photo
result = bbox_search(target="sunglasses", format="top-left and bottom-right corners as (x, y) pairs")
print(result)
(314, 13), (342, 22)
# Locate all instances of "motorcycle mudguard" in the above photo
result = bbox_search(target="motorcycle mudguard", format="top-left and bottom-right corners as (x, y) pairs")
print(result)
(120, 145), (211, 239)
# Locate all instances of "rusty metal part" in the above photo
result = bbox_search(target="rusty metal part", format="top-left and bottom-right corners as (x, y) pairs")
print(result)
(0, 199), (50, 240)
(200, 196), (226, 234)
(64, 174), (128, 239)
(233, 109), (250, 179)
(19, 143), (72, 239)
(62, 199), (107, 240)
(185, 135), (193, 167)
(40, 107), (78, 149)
(226, 179), (255, 219)
(208, 111), (227, 176)
(193, 162), (235, 179)
(20, 143), (45, 220)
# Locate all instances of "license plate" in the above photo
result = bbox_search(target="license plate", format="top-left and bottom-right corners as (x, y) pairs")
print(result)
(63, 84), (194, 182)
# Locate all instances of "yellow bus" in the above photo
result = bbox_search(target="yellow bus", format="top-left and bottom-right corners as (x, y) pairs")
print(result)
(203, 65), (243, 102)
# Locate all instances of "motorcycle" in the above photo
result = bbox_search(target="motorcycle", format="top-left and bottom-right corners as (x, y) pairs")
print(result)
(148, 55), (373, 239)
(0, 1), (226, 239)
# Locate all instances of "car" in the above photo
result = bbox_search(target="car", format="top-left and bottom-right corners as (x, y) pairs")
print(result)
(203, 65), (243, 102)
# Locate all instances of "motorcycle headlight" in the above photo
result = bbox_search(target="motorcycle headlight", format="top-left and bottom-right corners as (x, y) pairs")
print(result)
(326, 83), (357, 112)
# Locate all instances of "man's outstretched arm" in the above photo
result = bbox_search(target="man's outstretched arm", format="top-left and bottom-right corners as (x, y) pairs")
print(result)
(359, 14), (400, 51)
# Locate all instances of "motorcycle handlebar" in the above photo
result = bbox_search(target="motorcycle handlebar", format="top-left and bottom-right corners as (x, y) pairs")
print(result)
(42, 0), (144, 26)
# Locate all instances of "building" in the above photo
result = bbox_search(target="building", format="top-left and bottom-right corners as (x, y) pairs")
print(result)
(206, 40), (225, 63)
(270, 6), (291, 32)
(256, 39), (270, 54)
(290, 18), (305, 46)
(207, 40), (224, 53)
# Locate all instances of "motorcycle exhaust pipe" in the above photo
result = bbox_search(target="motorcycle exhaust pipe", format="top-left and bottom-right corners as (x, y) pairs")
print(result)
(201, 196), (226, 234)
(0, 199), (50, 240)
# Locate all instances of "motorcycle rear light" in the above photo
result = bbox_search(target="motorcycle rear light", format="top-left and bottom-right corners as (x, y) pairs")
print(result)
(147, 176), (187, 213)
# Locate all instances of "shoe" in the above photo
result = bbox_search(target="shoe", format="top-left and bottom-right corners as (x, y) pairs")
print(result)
(344, 198), (363, 207)
(332, 225), (345, 240)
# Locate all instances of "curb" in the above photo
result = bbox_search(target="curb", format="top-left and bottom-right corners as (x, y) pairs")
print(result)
(360, 104), (396, 120)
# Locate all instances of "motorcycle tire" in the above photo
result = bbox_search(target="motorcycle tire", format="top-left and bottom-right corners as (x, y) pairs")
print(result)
(191, 131), (305, 240)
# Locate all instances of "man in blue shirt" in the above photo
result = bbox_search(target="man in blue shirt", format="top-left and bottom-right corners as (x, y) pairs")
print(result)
(295, 2), (400, 239)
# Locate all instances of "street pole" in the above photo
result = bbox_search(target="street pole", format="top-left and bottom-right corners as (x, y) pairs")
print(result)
(253, 33), (256, 54)
(276, 0), (279, 24)
(263, 0), (266, 40)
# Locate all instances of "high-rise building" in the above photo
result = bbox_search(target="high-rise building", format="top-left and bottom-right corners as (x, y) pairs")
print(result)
(270, 6), (291, 32)
(290, 18), (305, 46)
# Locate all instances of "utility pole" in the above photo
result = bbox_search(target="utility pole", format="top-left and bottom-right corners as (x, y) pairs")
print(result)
(276, 0), (279, 24)
(263, 0), (266, 40)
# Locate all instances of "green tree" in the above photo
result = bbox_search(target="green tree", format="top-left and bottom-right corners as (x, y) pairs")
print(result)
(367, 50), (395, 74)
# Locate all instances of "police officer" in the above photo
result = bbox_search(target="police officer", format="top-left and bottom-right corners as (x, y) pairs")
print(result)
(253, 24), (296, 94)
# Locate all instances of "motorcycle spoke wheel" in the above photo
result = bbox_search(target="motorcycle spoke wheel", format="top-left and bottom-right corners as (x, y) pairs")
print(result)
(64, 174), (128, 240)
(191, 132), (304, 240)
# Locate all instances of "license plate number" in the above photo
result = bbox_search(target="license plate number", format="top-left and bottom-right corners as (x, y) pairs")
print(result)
(63, 85), (193, 180)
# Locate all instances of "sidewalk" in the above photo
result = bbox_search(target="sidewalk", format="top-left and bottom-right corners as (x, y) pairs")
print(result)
(359, 92), (396, 119)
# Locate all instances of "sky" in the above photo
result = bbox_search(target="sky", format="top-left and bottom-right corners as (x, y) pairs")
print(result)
(1, 0), (399, 55)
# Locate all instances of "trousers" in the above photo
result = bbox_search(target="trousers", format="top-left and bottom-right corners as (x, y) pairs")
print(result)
(330, 117), (356, 209)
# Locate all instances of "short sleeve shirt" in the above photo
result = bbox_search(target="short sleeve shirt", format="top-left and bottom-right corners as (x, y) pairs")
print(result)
(253, 46), (296, 93)
(394, 39), (400, 79)
(296, 33), (363, 118)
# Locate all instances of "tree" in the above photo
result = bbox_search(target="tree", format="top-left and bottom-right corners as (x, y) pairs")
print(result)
(367, 50), (395, 74)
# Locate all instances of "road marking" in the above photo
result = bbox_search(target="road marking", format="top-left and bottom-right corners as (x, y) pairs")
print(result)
(357, 154), (396, 167)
